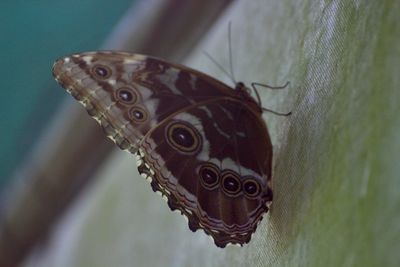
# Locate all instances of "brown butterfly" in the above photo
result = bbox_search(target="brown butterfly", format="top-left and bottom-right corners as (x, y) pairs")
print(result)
(52, 51), (286, 247)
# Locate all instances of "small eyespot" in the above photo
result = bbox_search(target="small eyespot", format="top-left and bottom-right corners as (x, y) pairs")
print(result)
(115, 87), (137, 105)
(199, 163), (220, 190)
(166, 121), (201, 154)
(92, 64), (111, 79)
(243, 178), (261, 199)
(221, 171), (241, 197)
(128, 107), (147, 123)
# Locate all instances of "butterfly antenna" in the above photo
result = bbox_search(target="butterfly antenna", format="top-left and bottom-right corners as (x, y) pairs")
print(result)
(202, 22), (239, 85)
(228, 21), (237, 83)
(203, 51), (236, 85)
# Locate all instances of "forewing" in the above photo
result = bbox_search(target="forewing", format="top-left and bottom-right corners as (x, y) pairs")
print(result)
(52, 51), (235, 153)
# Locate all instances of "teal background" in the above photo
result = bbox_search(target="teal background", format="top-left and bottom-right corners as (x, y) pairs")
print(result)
(0, 1), (134, 189)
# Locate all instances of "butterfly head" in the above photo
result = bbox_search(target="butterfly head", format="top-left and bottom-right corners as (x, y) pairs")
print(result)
(234, 82), (263, 113)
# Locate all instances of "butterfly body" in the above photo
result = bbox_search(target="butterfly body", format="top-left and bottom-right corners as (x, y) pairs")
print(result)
(53, 51), (273, 247)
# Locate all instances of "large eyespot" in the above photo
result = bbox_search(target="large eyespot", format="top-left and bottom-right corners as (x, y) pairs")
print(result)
(221, 171), (241, 197)
(243, 177), (262, 199)
(128, 106), (148, 123)
(92, 64), (112, 79)
(166, 121), (201, 154)
(115, 87), (137, 105)
(198, 163), (220, 190)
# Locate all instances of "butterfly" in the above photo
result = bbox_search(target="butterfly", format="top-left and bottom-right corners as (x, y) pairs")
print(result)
(52, 51), (285, 248)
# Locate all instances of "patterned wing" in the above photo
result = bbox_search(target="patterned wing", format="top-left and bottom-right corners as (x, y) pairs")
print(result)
(52, 51), (237, 153)
(138, 98), (273, 247)
(52, 51), (273, 248)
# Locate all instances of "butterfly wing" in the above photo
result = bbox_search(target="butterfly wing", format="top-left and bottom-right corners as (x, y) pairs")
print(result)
(139, 99), (272, 247)
(52, 51), (236, 152)
(53, 51), (273, 247)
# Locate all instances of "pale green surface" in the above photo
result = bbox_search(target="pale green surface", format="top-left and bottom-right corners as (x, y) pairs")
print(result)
(27, 1), (400, 266)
